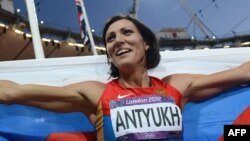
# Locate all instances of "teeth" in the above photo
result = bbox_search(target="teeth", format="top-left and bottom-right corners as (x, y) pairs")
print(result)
(117, 49), (128, 54)
(116, 48), (130, 56)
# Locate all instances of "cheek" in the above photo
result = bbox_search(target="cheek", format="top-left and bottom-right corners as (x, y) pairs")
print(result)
(106, 45), (113, 56)
(106, 46), (114, 62)
(136, 41), (147, 53)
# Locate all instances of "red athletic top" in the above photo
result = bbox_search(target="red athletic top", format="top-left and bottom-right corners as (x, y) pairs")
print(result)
(95, 76), (183, 141)
(97, 76), (183, 115)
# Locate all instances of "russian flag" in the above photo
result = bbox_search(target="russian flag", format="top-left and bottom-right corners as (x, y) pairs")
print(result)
(183, 85), (250, 141)
(1, 48), (250, 141)
(1, 86), (250, 141)
(0, 105), (96, 141)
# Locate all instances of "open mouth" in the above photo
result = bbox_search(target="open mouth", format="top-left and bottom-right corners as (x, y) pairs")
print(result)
(116, 48), (132, 56)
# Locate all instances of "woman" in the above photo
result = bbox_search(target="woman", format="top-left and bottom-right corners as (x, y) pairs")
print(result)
(0, 15), (250, 141)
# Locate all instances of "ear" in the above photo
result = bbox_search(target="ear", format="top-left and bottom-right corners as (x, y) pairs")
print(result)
(106, 51), (112, 63)
(108, 57), (112, 63)
(144, 41), (149, 50)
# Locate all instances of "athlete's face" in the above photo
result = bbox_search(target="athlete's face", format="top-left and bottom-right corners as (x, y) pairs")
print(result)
(105, 19), (148, 71)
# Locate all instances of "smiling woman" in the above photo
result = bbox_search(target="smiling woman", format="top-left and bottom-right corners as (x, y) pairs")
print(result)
(0, 14), (250, 141)
(103, 15), (160, 79)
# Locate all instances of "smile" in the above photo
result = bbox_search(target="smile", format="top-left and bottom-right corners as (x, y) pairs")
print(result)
(116, 48), (132, 56)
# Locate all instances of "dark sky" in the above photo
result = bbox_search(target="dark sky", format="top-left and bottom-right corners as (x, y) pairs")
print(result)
(13, 0), (250, 38)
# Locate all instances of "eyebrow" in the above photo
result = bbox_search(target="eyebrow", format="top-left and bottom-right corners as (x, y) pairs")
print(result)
(106, 26), (134, 35)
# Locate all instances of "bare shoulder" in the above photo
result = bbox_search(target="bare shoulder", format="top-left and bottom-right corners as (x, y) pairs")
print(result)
(162, 73), (201, 84)
(64, 80), (106, 105)
(162, 73), (204, 95)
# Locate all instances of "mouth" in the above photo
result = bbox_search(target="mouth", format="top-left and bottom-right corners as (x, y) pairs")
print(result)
(115, 48), (132, 56)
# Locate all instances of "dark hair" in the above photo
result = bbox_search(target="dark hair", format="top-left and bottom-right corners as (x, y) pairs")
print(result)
(102, 15), (160, 78)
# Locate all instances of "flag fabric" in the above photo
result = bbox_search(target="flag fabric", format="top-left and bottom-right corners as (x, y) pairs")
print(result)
(75, 0), (89, 45)
(0, 105), (95, 141)
(218, 106), (250, 141)
(1, 48), (250, 141)
(0, 85), (249, 141)
(183, 86), (250, 141)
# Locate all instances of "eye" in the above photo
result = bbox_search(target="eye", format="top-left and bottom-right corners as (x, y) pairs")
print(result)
(123, 29), (133, 36)
(106, 34), (115, 43)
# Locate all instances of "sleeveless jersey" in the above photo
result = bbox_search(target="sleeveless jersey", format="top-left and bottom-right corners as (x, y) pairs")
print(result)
(95, 76), (183, 141)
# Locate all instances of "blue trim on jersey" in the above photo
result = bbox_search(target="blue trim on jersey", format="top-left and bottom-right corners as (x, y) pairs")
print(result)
(103, 116), (116, 141)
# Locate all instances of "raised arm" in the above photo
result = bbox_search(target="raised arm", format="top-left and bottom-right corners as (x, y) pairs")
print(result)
(163, 61), (250, 103)
(0, 80), (105, 116)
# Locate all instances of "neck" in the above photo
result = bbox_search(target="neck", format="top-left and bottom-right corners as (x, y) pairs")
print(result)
(118, 69), (151, 88)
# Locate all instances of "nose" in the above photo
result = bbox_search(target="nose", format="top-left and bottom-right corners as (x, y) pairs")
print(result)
(113, 34), (124, 47)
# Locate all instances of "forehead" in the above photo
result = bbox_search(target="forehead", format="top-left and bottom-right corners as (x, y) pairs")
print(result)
(106, 19), (137, 34)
